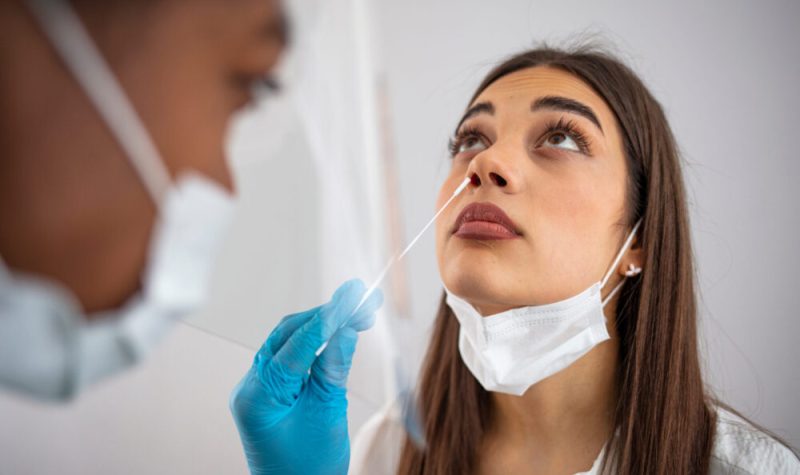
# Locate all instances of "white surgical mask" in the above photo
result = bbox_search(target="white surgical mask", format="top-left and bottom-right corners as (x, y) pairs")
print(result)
(446, 220), (642, 396)
(0, 0), (235, 401)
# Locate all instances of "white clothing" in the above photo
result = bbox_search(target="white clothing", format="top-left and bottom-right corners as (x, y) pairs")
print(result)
(351, 401), (799, 474)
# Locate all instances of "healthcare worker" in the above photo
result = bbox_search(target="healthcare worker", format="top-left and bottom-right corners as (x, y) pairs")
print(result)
(0, 1), (379, 474)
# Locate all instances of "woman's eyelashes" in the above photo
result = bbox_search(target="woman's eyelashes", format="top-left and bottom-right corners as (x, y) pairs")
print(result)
(538, 117), (592, 155)
(448, 126), (488, 157)
(448, 117), (593, 160)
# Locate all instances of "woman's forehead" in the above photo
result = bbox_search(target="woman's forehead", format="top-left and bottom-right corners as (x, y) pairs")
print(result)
(472, 66), (615, 125)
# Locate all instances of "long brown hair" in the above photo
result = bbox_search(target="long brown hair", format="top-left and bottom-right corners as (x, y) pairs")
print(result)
(397, 45), (716, 474)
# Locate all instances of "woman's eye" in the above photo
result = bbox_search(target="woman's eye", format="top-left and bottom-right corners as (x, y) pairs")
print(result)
(543, 132), (580, 152)
(457, 136), (486, 154)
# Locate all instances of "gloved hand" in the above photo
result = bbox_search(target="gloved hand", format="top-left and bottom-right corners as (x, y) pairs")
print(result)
(230, 279), (383, 475)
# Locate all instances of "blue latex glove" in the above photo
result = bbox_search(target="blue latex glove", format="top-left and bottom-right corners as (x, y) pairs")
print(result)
(230, 279), (383, 475)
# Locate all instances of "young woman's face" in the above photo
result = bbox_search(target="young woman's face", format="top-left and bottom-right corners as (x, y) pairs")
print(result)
(435, 66), (633, 315)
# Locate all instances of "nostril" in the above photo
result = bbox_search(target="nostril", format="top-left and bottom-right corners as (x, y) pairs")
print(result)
(470, 173), (481, 186)
(490, 173), (507, 187)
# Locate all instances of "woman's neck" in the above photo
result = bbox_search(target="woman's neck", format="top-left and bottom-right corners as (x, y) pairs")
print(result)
(477, 337), (619, 475)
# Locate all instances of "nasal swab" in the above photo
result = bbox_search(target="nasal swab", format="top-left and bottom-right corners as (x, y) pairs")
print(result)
(353, 176), (471, 313)
(398, 177), (471, 260)
(348, 176), (471, 450)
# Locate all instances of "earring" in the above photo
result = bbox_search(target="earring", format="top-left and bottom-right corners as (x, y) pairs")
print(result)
(624, 263), (642, 277)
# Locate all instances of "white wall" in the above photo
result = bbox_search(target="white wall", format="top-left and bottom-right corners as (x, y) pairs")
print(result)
(0, 1), (797, 474)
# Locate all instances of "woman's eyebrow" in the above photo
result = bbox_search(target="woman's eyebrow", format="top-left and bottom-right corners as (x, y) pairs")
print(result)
(531, 96), (604, 134)
(455, 101), (494, 133)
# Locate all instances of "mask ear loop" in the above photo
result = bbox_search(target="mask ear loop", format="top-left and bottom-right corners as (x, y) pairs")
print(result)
(25, 0), (172, 206)
(600, 219), (643, 307)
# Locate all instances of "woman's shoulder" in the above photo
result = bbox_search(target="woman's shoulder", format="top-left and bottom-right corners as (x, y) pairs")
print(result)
(349, 401), (799, 475)
(351, 400), (406, 475)
(709, 407), (799, 475)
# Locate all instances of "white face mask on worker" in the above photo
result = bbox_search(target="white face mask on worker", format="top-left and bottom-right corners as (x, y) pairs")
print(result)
(0, 0), (235, 401)
(445, 220), (642, 396)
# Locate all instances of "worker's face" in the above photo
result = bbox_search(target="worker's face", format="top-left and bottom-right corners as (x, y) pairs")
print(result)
(70, 0), (288, 190)
(0, 0), (286, 312)
(435, 67), (639, 315)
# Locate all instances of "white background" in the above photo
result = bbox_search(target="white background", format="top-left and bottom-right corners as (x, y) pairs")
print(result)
(1, 1), (798, 473)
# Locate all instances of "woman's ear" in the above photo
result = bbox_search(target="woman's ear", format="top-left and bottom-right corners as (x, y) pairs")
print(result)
(619, 247), (644, 277)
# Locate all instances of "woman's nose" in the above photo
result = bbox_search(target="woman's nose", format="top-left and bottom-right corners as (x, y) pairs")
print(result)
(469, 171), (507, 187)
(466, 150), (521, 193)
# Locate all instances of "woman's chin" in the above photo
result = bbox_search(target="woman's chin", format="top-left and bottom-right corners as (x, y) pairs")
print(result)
(442, 270), (515, 309)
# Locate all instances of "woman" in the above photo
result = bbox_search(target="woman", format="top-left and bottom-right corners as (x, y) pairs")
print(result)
(351, 45), (799, 474)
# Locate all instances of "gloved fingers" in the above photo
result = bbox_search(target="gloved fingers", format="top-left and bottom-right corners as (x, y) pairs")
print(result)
(310, 326), (358, 390)
(306, 287), (382, 395)
(268, 279), (365, 382)
(346, 287), (384, 332)
(256, 306), (322, 361)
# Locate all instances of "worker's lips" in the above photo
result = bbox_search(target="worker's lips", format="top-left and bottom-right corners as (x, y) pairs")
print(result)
(453, 202), (521, 240)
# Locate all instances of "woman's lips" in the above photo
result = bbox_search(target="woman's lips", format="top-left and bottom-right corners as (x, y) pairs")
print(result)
(453, 202), (521, 240)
